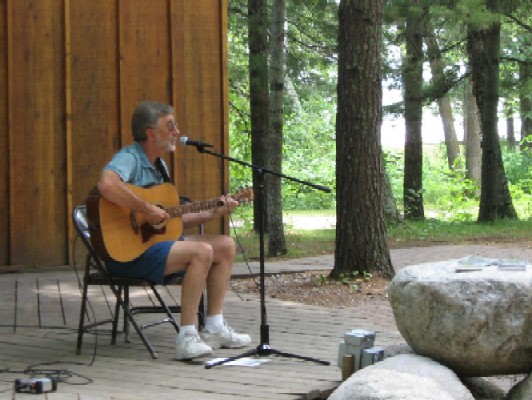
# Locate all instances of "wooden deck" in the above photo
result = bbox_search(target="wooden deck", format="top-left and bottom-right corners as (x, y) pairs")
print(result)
(4, 244), (529, 399)
(0, 269), (402, 399)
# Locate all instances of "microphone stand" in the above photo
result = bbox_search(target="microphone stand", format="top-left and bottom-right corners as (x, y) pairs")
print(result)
(186, 143), (331, 369)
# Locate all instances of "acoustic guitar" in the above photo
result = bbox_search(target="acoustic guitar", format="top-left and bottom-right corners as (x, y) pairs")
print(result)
(86, 183), (253, 262)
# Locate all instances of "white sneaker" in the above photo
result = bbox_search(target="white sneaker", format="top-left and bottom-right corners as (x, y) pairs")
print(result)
(200, 323), (252, 350)
(175, 332), (213, 360)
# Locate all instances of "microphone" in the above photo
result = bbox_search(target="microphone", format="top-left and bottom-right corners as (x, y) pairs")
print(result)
(179, 136), (214, 148)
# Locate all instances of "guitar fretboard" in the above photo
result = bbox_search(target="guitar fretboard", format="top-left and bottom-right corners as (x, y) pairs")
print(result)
(167, 198), (223, 217)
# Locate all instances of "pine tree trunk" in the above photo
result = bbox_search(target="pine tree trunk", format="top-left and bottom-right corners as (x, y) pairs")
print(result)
(334, 0), (393, 279)
(382, 162), (400, 222)
(467, 2), (517, 221)
(403, 2), (424, 220)
(425, 32), (460, 169)
(248, 0), (270, 231)
(464, 75), (482, 188)
(506, 116), (515, 147)
(519, 60), (531, 149)
(267, 0), (287, 256)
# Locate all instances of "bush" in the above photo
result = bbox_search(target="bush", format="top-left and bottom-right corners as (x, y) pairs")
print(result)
(230, 106), (531, 220)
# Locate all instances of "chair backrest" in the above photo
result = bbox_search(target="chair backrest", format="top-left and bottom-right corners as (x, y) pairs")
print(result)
(73, 205), (90, 240)
(72, 204), (109, 276)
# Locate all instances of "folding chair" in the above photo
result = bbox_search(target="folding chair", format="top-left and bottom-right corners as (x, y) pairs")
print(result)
(72, 203), (205, 359)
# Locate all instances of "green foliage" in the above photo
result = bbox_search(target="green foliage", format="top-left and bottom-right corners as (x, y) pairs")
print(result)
(503, 147), (532, 217)
(230, 94), (337, 210)
(421, 148), (478, 220)
(231, 118), (531, 222)
(387, 219), (532, 244)
(383, 144), (532, 221)
(504, 147), (532, 192)
(227, 0), (338, 209)
(316, 270), (373, 292)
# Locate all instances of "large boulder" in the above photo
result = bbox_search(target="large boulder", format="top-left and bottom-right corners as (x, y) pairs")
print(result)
(329, 354), (474, 400)
(506, 374), (532, 400)
(388, 257), (532, 376)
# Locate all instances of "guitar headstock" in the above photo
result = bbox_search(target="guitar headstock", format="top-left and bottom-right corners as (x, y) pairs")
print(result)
(232, 187), (254, 204)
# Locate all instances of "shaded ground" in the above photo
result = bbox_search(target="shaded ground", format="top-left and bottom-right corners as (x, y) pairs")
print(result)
(231, 269), (390, 309)
(231, 238), (532, 309)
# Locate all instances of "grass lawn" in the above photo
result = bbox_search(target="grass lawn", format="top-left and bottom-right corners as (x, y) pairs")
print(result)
(229, 215), (532, 261)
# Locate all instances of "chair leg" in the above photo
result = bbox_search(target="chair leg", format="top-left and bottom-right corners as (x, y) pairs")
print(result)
(76, 275), (90, 355)
(111, 285), (121, 345)
(149, 284), (179, 332)
(123, 285), (130, 343)
(198, 291), (206, 330)
(109, 284), (158, 359)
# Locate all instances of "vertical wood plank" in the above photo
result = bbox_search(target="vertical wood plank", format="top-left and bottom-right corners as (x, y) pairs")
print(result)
(0, 0), (9, 265)
(177, 0), (228, 234)
(68, 0), (120, 265)
(220, 0), (230, 234)
(65, 0), (74, 264)
(119, 0), (173, 147)
(171, 0), (192, 190)
(8, 0), (67, 267)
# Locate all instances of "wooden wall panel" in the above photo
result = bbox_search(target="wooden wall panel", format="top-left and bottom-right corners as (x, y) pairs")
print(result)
(67, 0), (121, 265)
(189, 0), (229, 231)
(0, 0), (9, 265)
(175, 1), (228, 236)
(119, 0), (173, 145)
(8, 0), (67, 267)
(0, 0), (228, 268)
(68, 0), (120, 207)
(169, 0), (188, 186)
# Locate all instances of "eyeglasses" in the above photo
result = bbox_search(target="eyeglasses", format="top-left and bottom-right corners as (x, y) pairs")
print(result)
(166, 120), (178, 131)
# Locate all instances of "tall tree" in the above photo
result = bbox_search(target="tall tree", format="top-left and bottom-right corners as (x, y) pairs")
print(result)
(382, 162), (400, 221)
(267, 0), (287, 256)
(467, 0), (517, 222)
(464, 74), (482, 188)
(402, 2), (425, 220)
(467, 0), (517, 220)
(248, 0), (270, 230)
(519, 59), (531, 148)
(504, 100), (516, 149)
(425, 28), (461, 169)
(334, 0), (393, 279)
(500, 2), (531, 148)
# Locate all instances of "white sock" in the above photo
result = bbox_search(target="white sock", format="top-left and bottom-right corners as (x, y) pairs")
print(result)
(205, 314), (224, 332)
(179, 324), (198, 338)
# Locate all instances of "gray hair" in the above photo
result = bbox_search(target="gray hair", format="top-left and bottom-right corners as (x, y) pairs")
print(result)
(131, 101), (174, 141)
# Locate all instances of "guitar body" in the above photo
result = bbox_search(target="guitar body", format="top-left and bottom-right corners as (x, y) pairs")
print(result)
(87, 183), (184, 262)
(87, 183), (253, 263)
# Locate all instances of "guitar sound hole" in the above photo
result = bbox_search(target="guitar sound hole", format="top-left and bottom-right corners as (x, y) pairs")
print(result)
(140, 223), (167, 243)
(130, 211), (139, 233)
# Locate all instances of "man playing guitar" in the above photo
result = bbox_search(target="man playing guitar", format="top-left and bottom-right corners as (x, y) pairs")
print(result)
(96, 101), (251, 360)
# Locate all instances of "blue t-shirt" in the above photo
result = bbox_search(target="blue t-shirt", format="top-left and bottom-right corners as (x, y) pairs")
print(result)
(103, 142), (168, 186)
(103, 142), (176, 282)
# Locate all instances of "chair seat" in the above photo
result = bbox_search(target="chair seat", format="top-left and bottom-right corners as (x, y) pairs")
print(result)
(85, 272), (182, 314)
(86, 272), (154, 286)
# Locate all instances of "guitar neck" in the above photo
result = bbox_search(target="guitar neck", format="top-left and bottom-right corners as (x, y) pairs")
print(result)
(167, 198), (223, 218)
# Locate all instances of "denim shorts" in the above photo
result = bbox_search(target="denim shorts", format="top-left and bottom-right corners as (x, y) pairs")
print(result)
(106, 239), (184, 285)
